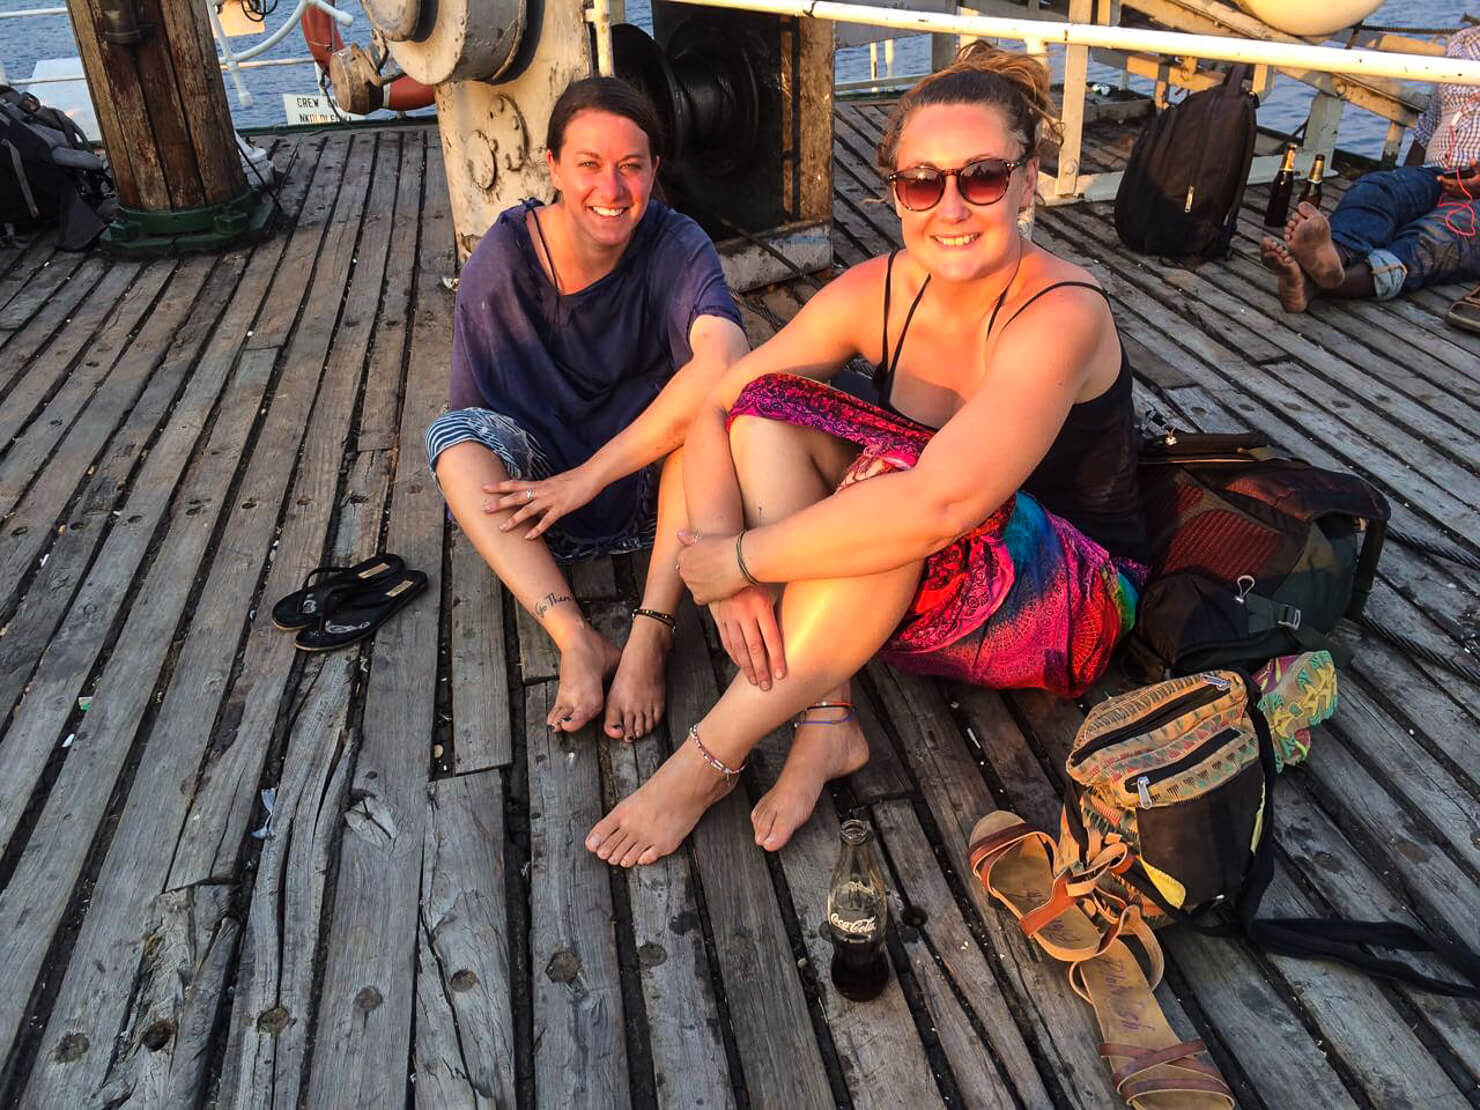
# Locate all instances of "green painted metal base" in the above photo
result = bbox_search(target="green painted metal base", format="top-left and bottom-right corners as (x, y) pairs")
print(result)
(101, 187), (275, 256)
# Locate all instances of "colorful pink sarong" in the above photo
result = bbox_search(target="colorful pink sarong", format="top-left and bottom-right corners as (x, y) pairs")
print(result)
(728, 373), (1144, 697)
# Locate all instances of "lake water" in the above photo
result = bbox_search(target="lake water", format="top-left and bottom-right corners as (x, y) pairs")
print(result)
(0, 0), (1470, 157)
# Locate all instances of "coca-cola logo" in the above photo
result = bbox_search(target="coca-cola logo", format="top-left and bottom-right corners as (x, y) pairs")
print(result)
(828, 912), (878, 936)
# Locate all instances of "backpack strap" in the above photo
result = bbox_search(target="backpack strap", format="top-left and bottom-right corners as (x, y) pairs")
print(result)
(2, 139), (40, 219)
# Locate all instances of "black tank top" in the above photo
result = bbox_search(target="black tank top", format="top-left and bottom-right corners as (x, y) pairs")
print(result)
(876, 251), (1146, 564)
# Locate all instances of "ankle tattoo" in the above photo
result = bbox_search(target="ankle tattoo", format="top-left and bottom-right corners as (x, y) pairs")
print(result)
(534, 592), (574, 620)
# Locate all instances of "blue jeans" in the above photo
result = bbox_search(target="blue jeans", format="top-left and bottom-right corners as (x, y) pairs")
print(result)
(1328, 165), (1480, 299)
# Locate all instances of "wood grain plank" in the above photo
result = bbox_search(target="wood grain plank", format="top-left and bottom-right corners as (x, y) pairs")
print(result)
(304, 138), (453, 1108)
(871, 798), (1054, 1110)
(0, 259), (164, 486)
(0, 233), (59, 327)
(527, 682), (631, 1109)
(0, 255), (243, 855)
(0, 139), (335, 592)
(0, 256), (114, 400)
(8, 136), (343, 1103)
(661, 598), (835, 1109)
(166, 131), (395, 885)
(744, 725), (941, 1109)
(451, 528), (513, 772)
(415, 770), (517, 1109)
(0, 340), (275, 1075)
(215, 437), (394, 1109)
(214, 657), (357, 1110)
(606, 696), (734, 1110)
(91, 885), (239, 1109)
(0, 250), (85, 332)
(355, 131), (425, 453)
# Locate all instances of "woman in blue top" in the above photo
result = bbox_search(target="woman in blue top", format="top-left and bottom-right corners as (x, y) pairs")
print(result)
(426, 78), (749, 739)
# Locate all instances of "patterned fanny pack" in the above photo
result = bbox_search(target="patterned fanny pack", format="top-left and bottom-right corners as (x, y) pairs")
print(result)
(1050, 658), (1480, 1000)
(1059, 668), (1272, 927)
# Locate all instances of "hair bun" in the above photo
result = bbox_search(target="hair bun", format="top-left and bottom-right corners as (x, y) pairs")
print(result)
(949, 42), (1053, 118)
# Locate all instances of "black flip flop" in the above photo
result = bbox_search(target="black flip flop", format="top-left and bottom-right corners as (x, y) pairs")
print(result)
(271, 554), (406, 630)
(293, 570), (428, 652)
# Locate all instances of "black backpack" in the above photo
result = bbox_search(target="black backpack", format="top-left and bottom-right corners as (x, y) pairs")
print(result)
(1124, 430), (1390, 680)
(1113, 64), (1257, 264)
(0, 86), (116, 250)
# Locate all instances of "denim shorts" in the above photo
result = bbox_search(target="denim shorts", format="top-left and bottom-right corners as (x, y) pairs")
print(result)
(424, 407), (658, 563)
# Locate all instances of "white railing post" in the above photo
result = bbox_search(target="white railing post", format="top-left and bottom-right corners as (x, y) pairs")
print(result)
(1055, 0), (1094, 198)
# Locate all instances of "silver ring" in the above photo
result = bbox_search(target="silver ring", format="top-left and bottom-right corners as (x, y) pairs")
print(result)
(525, 489), (533, 502)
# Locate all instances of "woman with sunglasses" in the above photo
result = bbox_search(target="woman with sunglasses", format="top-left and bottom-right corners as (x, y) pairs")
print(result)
(586, 44), (1146, 868)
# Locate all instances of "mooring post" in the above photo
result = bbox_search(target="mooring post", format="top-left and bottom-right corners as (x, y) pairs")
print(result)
(63, 0), (272, 253)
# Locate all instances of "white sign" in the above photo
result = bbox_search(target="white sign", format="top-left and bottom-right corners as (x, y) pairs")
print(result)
(282, 94), (366, 127)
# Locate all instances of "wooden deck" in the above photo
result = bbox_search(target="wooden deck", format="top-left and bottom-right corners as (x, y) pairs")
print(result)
(0, 109), (1477, 1109)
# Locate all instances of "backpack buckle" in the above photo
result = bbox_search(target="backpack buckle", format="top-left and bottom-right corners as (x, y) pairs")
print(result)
(1276, 604), (1302, 631)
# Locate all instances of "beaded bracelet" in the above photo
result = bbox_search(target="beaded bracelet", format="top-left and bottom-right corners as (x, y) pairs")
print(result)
(735, 530), (762, 588)
(689, 724), (745, 779)
(631, 607), (676, 631)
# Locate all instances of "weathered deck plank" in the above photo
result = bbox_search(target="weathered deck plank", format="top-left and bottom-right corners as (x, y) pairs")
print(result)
(415, 769), (518, 1108)
(526, 683), (632, 1109)
(303, 137), (452, 1108)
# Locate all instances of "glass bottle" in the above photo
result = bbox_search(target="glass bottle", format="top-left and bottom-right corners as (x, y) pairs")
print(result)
(1263, 144), (1298, 228)
(1297, 154), (1326, 211)
(825, 819), (890, 1001)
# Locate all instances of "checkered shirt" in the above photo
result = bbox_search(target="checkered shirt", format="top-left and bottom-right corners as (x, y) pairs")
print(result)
(1414, 26), (1480, 170)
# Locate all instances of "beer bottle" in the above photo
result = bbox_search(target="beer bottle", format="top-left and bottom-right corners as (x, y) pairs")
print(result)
(1263, 144), (1298, 228)
(826, 819), (890, 1002)
(1298, 154), (1326, 211)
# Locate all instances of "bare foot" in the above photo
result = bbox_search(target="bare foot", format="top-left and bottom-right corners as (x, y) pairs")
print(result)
(549, 626), (621, 732)
(751, 717), (870, 852)
(586, 736), (735, 866)
(1260, 235), (1313, 313)
(604, 617), (671, 741)
(1285, 202), (1345, 289)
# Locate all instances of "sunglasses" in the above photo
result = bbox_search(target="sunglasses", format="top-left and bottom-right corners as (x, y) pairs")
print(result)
(886, 157), (1025, 211)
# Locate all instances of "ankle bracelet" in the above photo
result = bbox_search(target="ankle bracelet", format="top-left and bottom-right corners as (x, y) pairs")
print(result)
(793, 700), (856, 727)
(632, 607), (676, 632)
(689, 724), (745, 779)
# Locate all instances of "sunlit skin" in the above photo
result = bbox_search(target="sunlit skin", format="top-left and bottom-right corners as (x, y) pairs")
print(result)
(435, 107), (749, 742)
(586, 100), (1124, 868)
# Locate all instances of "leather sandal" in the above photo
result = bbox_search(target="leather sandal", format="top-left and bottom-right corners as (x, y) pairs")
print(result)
(968, 810), (1161, 985)
(1100, 1040), (1234, 1108)
(968, 811), (1231, 1108)
(1446, 282), (1480, 335)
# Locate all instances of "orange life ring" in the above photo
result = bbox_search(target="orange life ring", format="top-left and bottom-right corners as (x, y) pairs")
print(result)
(300, 7), (436, 113)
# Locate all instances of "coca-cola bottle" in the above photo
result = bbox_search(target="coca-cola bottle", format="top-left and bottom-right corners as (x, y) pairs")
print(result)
(1298, 154), (1326, 211)
(1263, 144), (1298, 228)
(825, 819), (890, 1001)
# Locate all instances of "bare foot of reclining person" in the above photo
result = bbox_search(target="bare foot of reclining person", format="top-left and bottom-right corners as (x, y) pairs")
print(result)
(549, 624), (623, 731)
(585, 731), (736, 867)
(1260, 235), (1314, 313)
(603, 615), (671, 741)
(1285, 202), (1346, 289)
(751, 707), (870, 851)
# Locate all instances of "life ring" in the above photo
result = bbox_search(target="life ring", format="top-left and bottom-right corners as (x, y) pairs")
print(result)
(300, 6), (435, 113)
